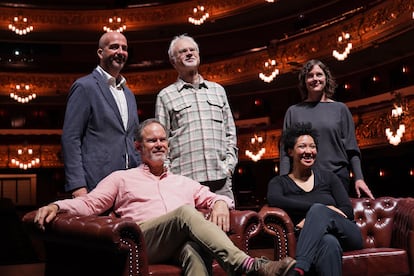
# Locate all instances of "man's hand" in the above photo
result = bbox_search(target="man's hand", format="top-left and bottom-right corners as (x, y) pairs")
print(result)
(72, 187), (87, 198)
(34, 204), (59, 231)
(355, 179), (375, 199)
(210, 200), (230, 232)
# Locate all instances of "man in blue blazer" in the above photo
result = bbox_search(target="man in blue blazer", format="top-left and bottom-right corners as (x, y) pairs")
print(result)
(62, 32), (140, 197)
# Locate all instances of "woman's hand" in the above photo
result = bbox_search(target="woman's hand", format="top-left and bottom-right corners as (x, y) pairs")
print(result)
(327, 205), (347, 218)
(355, 179), (375, 199)
(296, 219), (305, 229)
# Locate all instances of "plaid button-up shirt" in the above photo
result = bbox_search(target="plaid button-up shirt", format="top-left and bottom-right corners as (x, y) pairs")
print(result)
(155, 76), (238, 183)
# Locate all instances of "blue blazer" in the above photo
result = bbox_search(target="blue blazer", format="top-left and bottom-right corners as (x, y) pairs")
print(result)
(62, 69), (140, 192)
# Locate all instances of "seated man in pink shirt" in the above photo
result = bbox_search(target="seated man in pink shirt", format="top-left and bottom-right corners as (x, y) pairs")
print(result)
(34, 118), (295, 276)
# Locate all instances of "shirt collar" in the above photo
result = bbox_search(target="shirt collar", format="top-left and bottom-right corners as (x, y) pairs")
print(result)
(96, 65), (126, 89)
(141, 163), (169, 179)
(177, 75), (208, 92)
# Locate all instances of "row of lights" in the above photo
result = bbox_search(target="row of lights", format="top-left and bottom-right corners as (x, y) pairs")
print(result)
(245, 134), (266, 162)
(385, 92), (408, 146)
(7, 2), (414, 33)
(259, 59), (279, 83)
(259, 31), (354, 83)
(9, 84), (37, 103)
(103, 16), (126, 33)
(260, 46), (410, 87)
(6, 14), (40, 168)
(340, 65), (409, 91)
(378, 168), (414, 177)
(5, 2), (282, 31)
(7, 3), (212, 36)
(258, 7), (414, 82)
(10, 147), (41, 170)
(8, 15), (33, 35)
(332, 32), (353, 61)
(188, 5), (210, 25)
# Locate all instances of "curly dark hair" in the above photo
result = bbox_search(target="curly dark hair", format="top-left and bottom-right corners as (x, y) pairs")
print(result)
(298, 59), (337, 101)
(282, 122), (319, 156)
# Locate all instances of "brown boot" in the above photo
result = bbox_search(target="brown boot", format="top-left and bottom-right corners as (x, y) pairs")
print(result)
(248, 256), (296, 276)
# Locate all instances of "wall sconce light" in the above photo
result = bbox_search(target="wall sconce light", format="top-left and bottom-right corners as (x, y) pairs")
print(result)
(8, 15), (34, 35)
(10, 146), (41, 170)
(372, 74), (380, 82)
(245, 134), (266, 162)
(188, 5), (210, 25)
(332, 32), (352, 61)
(103, 16), (126, 32)
(343, 82), (351, 90)
(10, 84), (37, 103)
(385, 92), (408, 146)
(259, 59), (279, 83)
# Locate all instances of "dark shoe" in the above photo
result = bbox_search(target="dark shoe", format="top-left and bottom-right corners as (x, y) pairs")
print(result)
(249, 256), (296, 276)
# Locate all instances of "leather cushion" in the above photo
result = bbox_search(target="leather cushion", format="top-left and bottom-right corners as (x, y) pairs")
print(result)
(342, 248), (409, 276)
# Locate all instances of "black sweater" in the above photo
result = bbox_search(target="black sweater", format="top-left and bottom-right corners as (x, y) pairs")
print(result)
(267, 168), (354, 225)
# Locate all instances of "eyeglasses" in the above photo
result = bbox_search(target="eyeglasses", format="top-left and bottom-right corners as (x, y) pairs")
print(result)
(176, 47), (198, 56)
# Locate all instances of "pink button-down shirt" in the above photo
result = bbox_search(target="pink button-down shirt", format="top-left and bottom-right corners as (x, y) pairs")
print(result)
(56, 164), (234, 223)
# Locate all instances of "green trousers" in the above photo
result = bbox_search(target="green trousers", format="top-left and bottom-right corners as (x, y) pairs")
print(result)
(139, 205), (248, 275)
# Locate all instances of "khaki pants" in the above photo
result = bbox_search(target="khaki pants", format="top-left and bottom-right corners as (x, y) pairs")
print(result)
(139, 205), (248, 275)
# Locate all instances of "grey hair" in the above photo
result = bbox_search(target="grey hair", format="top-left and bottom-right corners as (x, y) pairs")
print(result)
(167, 34), (199, 61)
(135, 118), (168, 142)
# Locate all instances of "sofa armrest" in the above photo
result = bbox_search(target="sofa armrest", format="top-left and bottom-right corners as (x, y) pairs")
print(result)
(258, 205), (297, 260)
(22, 210), (149, 276)
(392, 197), (414, 274)
(228, 209), (262, 253)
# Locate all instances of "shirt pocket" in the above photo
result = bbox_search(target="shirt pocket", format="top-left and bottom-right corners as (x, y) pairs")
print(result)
(206, 97), (225, 123)
(171, 101), (192, 129)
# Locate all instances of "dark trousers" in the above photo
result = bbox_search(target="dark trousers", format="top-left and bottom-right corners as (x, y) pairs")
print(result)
(200, 177), (234, 201)
(295, 204), (363, 276)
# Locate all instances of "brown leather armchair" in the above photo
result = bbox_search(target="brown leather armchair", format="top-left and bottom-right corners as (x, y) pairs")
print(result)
(258, 196), (414, 276)
(22, 208), (261, 276)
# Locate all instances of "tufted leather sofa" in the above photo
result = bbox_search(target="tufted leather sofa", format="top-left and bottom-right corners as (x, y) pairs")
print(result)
(258, 196), (414, 276)
(22, 208), (261, 276)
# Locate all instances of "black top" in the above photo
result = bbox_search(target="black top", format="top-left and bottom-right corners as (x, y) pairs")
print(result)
(267, 168), (354, 225)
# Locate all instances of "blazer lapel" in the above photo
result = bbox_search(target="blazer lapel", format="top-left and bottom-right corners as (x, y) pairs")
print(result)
(124, 86), (136, 131)
(92, 69), (124, 128)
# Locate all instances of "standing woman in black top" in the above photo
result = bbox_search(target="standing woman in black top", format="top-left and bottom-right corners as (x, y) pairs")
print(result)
(268, 122), (363, 276)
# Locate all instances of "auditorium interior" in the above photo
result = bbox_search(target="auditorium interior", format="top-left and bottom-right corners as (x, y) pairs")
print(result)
(1, 0), (414, 272)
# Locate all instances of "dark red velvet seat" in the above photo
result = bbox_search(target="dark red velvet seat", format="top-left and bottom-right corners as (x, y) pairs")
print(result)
(22, 208), (262, 276)
(258, 197), (414, 276)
